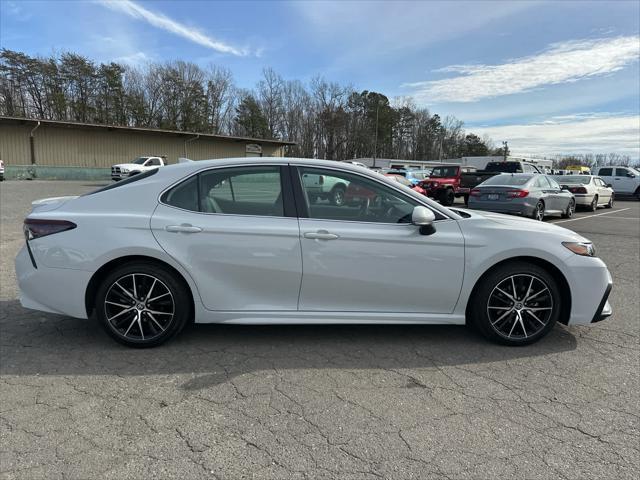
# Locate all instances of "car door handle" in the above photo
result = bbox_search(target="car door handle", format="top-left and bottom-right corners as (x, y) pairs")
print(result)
(304, 230), (339, 240)
(165, 224), (202, 233)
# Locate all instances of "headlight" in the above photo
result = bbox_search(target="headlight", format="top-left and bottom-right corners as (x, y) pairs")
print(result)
(562, 241), (596, 257)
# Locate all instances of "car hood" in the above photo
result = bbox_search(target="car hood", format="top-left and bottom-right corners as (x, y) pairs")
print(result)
(454, 208), (589, 242)
(112, 163), (140, 169)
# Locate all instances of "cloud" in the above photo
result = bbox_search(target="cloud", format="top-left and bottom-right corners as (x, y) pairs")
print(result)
(96, 0), (248, 56)
(472, 114), (640, 158)
(405, 36), (640, 103)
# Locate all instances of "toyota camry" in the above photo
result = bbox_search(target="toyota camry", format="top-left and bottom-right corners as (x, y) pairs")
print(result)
(16, 158), (612, 348)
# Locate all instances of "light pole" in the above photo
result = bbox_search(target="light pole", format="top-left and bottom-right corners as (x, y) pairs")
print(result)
(373, 103), (379, 168)
(502, 141), (508, 162)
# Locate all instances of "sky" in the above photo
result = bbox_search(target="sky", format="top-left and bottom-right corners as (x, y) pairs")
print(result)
(1, 0), (639, 159)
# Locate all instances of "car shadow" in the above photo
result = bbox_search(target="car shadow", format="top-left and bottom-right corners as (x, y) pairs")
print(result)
(0, 300), (577, 390)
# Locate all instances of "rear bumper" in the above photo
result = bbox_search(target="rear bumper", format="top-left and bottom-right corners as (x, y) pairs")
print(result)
(15, 245), (91, 319)
(573, 194), (595, 206)
(467, 201), (535, 217)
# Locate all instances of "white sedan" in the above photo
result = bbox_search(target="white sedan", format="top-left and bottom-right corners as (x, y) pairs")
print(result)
(552, 175), (614, 211)
(16, 158), (612, 348)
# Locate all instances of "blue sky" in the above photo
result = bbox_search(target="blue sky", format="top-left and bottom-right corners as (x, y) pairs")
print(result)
(1, 0), (639, 159)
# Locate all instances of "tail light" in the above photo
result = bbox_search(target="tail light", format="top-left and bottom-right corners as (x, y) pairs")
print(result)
(470, 189), (481, 197)
(318, 175), (324, 185)
(569, 187), (587, 194)
(506, 189), (529, 198)
(23, 219), (76, 240)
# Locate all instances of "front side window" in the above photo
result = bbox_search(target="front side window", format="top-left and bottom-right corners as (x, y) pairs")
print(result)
(298, 167), (420, 224)
(162, 166), (284, 217)
(599, 168), (612, 176)
(430, 166), (458, 178)
(146, 158), (162, 166)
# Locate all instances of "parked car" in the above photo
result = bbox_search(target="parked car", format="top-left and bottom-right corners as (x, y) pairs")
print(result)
(111, 156), (166, 181)
(16, 158), (612, 348)
(566, 166), (591, 175)
(459, 161), (543, 202)
(552, 175), (614, 211)
(468, 173), (575, 221)
(419, 164), (478, 206)
(301, 171), (349, 205)
(381, 169), (430, 186)
(593, 166), (640, 199)
(0, 159), (4, 181)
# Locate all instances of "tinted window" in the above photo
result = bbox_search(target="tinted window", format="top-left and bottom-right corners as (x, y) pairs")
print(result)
(599, 168), (612, 176)
(482, 174), (532, 186)
(199, 167), (283, 216)
(299, 168), (420, 224)
(485, 162), (521, 173)
(147, 158), (162, 166)
(162, 175), (199, 211)
(430, 166), (458, 177)
(162, 166), (284, 216)
(615, 168), (631, 176)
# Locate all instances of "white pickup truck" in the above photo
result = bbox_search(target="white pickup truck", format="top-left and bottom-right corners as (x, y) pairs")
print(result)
(594, 166), (640, 199)
(111, 156), (166, 181)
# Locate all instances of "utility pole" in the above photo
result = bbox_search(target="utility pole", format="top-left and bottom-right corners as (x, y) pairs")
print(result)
(373, 103), (379, 168)
(502, 141), (508, 162)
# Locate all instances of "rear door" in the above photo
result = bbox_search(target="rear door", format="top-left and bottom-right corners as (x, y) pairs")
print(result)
(293, 166), (465, 314)
(150, 164), (302, 311)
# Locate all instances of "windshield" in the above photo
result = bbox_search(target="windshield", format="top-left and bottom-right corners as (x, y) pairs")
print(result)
(485, 162), (520, 173)
(481, 174), (533, 186)
(552, 175), (591, 184)
(132, 157), (150, 165)
(430, 166), (458, 177)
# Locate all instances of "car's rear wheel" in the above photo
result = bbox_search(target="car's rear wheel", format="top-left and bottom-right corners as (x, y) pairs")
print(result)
(562, 198), (575, 218)
(589, 195), (598, 212)
(532, 201), (545, 221)
(469, 262), (560, 346)
(605, 194), (614, 209)
(95, 262), (190, 348)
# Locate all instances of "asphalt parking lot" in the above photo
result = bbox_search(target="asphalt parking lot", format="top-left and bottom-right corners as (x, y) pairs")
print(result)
(1, 180), (638, 479)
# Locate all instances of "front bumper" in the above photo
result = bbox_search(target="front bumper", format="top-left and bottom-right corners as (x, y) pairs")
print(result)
(562, 254), (613, 325)
(591, 282), (613, 323)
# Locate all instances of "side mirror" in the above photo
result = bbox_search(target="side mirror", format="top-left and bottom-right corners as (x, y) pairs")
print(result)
(628, 173), (636, 178)
(606, 183), (613, 188)
(561, 185), (570, 191)
(412, 206), (436, 235)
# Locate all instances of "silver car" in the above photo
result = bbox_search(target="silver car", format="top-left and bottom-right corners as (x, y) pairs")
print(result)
(468, 173), (575, 221)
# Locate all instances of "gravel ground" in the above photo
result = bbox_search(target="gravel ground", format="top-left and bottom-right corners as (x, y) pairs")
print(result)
(1, 180), (638, 479)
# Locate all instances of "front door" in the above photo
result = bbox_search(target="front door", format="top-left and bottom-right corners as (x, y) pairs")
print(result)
(293, 166), (465, 314)
(150, 165), (302, 311)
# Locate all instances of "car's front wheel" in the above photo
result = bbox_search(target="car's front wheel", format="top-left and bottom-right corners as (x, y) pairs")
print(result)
(468, 262), (560, 346)
(95, 262), (190, 348)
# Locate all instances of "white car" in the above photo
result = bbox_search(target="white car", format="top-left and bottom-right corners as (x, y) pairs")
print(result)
(552, 175), (614, 211)
(111, 156), (166, 181)
(0, 159), (5, 181)
(593, 166), (640, 199)
(16, 158), (612, 348)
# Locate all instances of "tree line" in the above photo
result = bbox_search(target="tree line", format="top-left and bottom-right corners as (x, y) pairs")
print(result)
(0, 49), (503, 161)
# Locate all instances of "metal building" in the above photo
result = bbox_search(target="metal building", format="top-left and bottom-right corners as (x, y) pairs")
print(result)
(0, 116), (294, 169)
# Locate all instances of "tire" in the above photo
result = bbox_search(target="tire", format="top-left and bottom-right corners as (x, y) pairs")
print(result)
(531, 201), (545, 221)
(468, 261), (560, 346)
(589, 195), (598, 212)
(440, 189), (455, 206)
(95, 261), (191, 348)
(330, 185), (346, 206)
(605, 194), (614, 209)
(561, 198), (575, 218)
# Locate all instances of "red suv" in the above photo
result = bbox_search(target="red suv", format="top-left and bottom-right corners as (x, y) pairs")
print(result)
(419, 165), (477, 206)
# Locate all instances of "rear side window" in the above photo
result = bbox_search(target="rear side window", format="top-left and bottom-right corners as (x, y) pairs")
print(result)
(84, 168), (159, 196)
(599, 168), (612, 176)
(162, 166), (284, 217)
